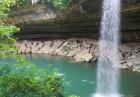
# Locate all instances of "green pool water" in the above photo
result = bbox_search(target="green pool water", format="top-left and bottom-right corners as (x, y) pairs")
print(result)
(1, 54), (140, 97)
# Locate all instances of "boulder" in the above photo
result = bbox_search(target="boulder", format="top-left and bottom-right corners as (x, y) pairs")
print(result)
(16, 42), (21, 48)
(74, 50), (93, 62)
(133, 65), (140, 72)
(57, 41), (69, 55)
(82, 41), (91, 48)
(38, 41), (52, 53)
(126, 52), (140, 70)
(126, 59), (134, 67)
(19, 42), (27, 53)
(32, 41), (39, 50)
(70, 41), (79, 48)
(82, 53), (93, 62)
(119, 63), (129, 69)
(49, 40), (64, 54)
(32, 42), (43, 53)
(25, 41), (33, 53)
(67, 48), (81, 57)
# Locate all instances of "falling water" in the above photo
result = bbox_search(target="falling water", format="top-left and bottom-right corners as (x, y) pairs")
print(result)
(94, 0), (121, 97)
(31, 0), (39, 4)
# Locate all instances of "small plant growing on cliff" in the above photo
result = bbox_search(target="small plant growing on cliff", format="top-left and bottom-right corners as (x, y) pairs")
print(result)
(50, 0), (72, 9)
(62, 46), (72, 53)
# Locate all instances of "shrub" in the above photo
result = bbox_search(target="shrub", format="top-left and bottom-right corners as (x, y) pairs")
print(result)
(0, 59), (64, 97)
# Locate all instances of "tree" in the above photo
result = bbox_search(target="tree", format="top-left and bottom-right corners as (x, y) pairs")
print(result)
(50, 0), (72, 9)
(0, 0), (20, 58)
(0, 1), (79, 97)
(15, 0), (72, 9)
(0, 0), (64, 96)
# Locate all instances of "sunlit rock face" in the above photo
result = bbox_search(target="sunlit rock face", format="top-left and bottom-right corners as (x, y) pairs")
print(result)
(16, 39), (140, 72)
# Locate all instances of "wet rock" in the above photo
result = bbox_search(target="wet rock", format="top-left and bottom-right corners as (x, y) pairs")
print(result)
(119, 63), (129, 69)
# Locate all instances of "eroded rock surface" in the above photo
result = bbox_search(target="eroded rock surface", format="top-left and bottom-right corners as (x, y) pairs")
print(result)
(16, 38), (140, 72)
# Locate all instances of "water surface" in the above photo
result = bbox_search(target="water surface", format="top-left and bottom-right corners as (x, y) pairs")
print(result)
(1, 54), (140, 97)
(25, 54), (140, 97)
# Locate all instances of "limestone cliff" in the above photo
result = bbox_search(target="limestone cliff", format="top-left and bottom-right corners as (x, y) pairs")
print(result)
(6, 0), (140, 42)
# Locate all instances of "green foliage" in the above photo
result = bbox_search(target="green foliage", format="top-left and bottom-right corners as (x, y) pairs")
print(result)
(0, 0), (16, 20)
(0, 0), (20, 58)
(0, 25), (20, 58)
(0, 59), (64, 97)
(0, 1), (79, 97)
(62, 46), (72, 53)
(15, 0), (72, 9)
(50, 0), (72, 9)
(16, 0), (29, 6)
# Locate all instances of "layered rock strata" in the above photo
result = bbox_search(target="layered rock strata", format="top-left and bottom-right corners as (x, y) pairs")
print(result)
(16, 38), (140, 72)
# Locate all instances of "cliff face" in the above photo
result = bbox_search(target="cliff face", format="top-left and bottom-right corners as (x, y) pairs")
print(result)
(8, 0), (140, 42)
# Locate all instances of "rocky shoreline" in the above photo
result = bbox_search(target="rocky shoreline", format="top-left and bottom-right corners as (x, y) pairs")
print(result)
(16, 38), (140, 72)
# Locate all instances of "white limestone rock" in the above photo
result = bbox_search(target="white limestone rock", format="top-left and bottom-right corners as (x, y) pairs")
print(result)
(70, 41), (78, 48)
(74, 50), (93, 62)
(16, 42), (22, 48)
(133, 65), (140, 72)
(32, 41), (40, 50)
(67, 48), (81, 57)
(82, 41), (91, 48)
(32, 42), (43, 53)
(49, 40), (64, 54)
(82, 53), (93, 62)
(38, 41), (52, 53)
(19, 42), (27, 53)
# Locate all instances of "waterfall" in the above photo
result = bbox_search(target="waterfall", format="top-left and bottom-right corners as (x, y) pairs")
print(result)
(94, 0), (121, 97)
(31, 0), (39, 4)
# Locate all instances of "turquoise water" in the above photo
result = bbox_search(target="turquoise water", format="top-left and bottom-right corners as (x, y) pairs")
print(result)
(24, 54), (140, 97)
(1, 54), (140, 97)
